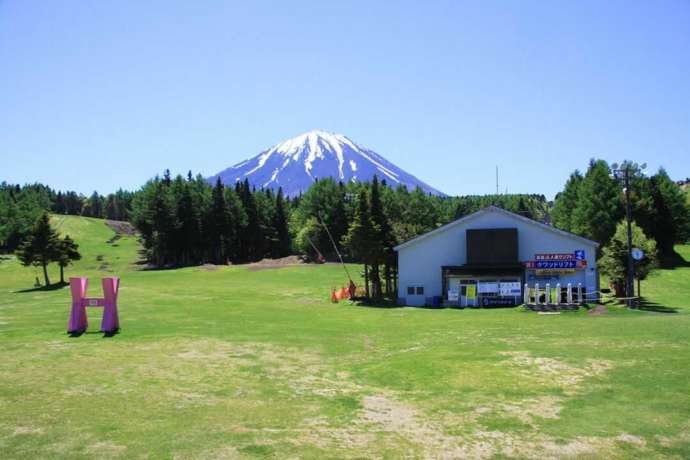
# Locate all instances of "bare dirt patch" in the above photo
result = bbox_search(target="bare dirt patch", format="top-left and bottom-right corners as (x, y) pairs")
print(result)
(105, 220), (136, 236)
(496, 395), (563, 426)
(199, 263), (220, 271)
(85, 440), (127, 457)
(246, 255), (310, 271)
(588, 305), (608, 315)
(499, 351), (613, 392)
(13, 426), (44, 436)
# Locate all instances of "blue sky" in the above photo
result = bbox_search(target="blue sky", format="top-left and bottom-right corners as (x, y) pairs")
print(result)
(1, 0), (689, 198)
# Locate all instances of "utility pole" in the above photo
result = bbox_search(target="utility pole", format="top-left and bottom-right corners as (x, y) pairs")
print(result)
(623, 166), (635, 307)
(611, 162), (644, 308)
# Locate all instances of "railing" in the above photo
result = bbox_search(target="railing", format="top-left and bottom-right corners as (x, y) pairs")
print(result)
(523, 282), (594, 307)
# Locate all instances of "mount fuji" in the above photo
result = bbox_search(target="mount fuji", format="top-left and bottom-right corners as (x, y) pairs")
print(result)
(208, 130), (445, 197)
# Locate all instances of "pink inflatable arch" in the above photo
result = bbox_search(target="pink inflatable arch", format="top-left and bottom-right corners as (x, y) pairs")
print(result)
(67, 277), (120, 334)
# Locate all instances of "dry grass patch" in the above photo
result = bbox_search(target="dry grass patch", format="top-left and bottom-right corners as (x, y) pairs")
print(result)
(499, 351), (613, 392)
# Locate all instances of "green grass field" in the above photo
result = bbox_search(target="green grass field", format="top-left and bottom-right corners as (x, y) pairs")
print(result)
(1, 216), (690, 459)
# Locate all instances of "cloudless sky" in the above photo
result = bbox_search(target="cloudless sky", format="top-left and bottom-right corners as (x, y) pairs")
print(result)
(1, 0), (689, 198)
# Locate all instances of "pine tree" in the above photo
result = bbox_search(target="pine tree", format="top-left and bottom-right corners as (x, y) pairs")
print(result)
(239, 179), (261, 261)
(56, 235), (81, 284)
(331, 182), (348, 248)
(453, 198), (473, 219)
(571, 160), (623, 246)
(83, 191), (104, 218)
(369, 176), (394, 298)
(515, 196), (533, 220)
(207, 178), (230, 263)
(552, 171), (583, 231)
(649, 169), (690, 256)
(274, 188), (291, 257)
(224, 187), (245, 262)
(174, 176), (201, 265)
(343, 189), (379, 298)
(149, 180), (176, 266)
(16, 213), (60, 286)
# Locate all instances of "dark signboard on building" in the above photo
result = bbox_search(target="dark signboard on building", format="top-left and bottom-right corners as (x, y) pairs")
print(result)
(466, 228), (518, 265)
(481, 296), (518, 307)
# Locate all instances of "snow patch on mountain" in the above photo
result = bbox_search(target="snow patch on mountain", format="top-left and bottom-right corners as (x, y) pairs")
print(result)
(209, 129), (445, 197)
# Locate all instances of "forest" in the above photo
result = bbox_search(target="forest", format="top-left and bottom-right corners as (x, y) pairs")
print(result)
(2, 159), (688, 298)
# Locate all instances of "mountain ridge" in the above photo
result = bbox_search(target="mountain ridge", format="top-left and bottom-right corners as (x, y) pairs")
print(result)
(208, 130), (445, 197)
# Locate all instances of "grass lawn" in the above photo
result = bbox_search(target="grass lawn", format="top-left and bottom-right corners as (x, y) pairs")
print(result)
(1, 216), (690, 459)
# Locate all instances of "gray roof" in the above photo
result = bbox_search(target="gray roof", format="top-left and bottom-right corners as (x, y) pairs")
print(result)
(393, 205), (599, 251)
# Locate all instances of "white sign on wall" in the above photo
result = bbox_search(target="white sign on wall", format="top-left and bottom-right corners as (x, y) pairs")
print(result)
(499, 282), (521, 296)
(478, 283), (499, 293)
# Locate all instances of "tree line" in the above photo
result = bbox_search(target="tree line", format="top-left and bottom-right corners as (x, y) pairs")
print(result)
(129, 171), (291, 266)
(552, 159), (690, 297)
(0, 182), (133, 252)
(15, 213), (81, 286)
(552, 159), (690, 256)
(5, 160), (687, 299)
(126, 170), (549, 297)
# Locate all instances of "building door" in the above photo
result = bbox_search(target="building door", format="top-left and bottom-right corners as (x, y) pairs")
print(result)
(461, 280), (478, 307)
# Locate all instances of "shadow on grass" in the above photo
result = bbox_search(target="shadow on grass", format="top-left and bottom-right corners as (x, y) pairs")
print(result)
(352, 299), (523, 310)
(658, 250), (690, 269)
(636, 297), (678, 314)
(68, 329), (120, 338)
(15, 281), (69, 294)
(351, 298), (404, 308)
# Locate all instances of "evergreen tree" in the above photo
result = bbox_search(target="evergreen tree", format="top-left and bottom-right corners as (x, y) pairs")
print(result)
(453, 198), (473, 219)
(16, 213), (60, 286)
(53, 192), (66, 214)
(105, 194), (117, 220)
(173, 176), (201, 265)
(273, 188), (291, 257)
(515, 196), (533, 220)
(291, 178), (347, 260)
(551, 171), (583, 232)
(342, 189), (379, 298)
(83, 191), (104, 218)
(649, 169), (690, 255)
(207, 178), (231, 263)
(599, 220), (657, 298)
(56, 235), (81, 284)
(238, 179), (262, 261)
(369, 176), (395, 298)
(224, 186), (245, 262)
(571, 160), (623, 246)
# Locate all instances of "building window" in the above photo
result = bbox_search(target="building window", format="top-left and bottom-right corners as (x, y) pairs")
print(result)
(407, 285), (424, 296)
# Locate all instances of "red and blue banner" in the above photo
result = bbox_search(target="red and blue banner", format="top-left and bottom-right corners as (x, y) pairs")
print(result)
(526, 250), (587, 270)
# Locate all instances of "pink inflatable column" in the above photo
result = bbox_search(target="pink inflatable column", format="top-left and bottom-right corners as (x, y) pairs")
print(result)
(68, 277), (89, 333)
(101, 277), (120, 333)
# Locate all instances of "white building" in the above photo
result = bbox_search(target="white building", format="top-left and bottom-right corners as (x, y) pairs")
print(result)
(395, 206), (599, 307)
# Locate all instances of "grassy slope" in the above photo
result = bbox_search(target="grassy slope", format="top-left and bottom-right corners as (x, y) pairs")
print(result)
(1, 216), (689, 459)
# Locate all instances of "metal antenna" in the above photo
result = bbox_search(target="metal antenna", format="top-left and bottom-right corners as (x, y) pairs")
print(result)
(496, 166), (499, 195)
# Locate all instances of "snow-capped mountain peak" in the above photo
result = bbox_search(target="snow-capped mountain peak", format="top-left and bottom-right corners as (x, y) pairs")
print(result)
(209, 130), (444, 197)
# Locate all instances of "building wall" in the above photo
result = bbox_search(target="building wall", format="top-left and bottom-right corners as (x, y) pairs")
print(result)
(396, 209), (598, 306)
